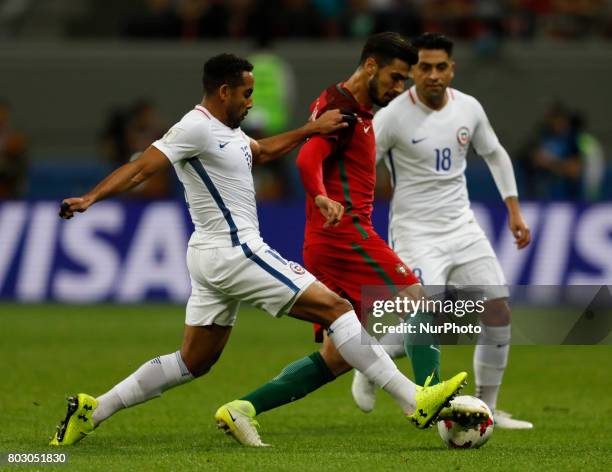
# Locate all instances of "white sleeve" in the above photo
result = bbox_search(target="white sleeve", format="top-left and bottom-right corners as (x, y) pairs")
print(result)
(152, 119), (212, 164)
(471, 99), (500, 156)
(481, 144), (519, 200)
(374, 108), (395, 165)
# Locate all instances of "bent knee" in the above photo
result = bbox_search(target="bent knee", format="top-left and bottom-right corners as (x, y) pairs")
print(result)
(322, 292), (353, 318)
(180, 350), (221, 378)
(318, 294), (353, 326)
(330, 296), (353, 317)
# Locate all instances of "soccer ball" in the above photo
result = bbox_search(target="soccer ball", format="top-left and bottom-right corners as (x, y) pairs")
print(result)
(437, 396), (494, 449)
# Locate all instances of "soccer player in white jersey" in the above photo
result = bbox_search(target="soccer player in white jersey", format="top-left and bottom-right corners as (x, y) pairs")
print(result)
(49, 53), (469, 447)
(351, 33), (533, 429)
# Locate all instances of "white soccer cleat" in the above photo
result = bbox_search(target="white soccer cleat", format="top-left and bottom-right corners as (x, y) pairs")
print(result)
(351, 370), (376, 413)
(494, 410), (534, 429)
(214, 400), (269, 447)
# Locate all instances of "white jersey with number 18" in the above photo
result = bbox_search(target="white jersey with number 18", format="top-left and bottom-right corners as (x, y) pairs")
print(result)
(374, 86), (499, 245)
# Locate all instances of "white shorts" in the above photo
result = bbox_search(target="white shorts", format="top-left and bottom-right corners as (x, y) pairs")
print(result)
(393, 220), (509, 300)
(185, 238), (316, 327)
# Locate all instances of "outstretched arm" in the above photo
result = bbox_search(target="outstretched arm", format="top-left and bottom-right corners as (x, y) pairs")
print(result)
(251, 109), (348, 165)
(59, 146), (171, 219)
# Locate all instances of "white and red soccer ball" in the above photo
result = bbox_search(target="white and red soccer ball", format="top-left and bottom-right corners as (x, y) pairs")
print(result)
(437, 396), (494, 449)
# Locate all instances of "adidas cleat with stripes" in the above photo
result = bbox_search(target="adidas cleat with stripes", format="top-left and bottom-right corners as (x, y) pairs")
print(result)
(49, 393), (98, 446)
(408, 372), (467, 429)
(214, 400), (269, 447)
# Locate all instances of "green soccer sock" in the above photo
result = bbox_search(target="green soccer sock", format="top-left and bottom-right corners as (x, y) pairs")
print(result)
(240, 352), (336, 415)
(403, 312), (441, 386)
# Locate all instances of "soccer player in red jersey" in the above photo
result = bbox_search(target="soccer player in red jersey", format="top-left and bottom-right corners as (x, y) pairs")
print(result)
(215, 34), (483, 446)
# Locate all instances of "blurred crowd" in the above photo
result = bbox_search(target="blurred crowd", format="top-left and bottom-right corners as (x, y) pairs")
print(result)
(2, 0), (612, 41)
(518, 103), (605, 201)
(99, 99), (173, 199)
(1, 0), (610, 201)
(0, 100), (28, 199)
(117, 0), (612, 41)
(0, 95), (608, 202)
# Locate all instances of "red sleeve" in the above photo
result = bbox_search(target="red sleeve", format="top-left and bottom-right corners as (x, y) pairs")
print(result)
(296, 136), (333, 199)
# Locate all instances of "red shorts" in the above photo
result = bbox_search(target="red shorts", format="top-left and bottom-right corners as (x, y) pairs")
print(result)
(303, 233), (419, 341)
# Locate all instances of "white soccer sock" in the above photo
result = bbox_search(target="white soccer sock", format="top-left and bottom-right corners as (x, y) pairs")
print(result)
(92, 351), (193, 426)
(378, 329), (407, 358)
(328, 311), (416, 414)
(474, 324), (510, 411)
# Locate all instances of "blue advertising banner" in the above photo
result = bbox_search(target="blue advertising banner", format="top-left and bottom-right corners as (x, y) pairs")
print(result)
(0, 201), (611, 302)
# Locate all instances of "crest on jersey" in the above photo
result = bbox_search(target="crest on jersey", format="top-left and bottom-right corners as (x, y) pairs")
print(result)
(456, 127), (470, 147)
(395, 263), (409, 277)
(289, 262), (305, 275)
(355, 116), (371, 134)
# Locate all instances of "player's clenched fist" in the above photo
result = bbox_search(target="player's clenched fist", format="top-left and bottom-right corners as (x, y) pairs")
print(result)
(314, 194), (344, 228)
(59, 197), (93, 219)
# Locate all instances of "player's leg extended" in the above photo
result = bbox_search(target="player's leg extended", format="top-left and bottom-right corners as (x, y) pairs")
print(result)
(214, 281), (348, 447)
(50, 324), (231, 446)
(215, 242), (465, 446)
(352, 288), (441, 412)
(351, 239), (442, 411)
(291, 282), (466, 428)
(237, 347), (338, 417)
(218, 284), (355, 439)
(352, 291), (441, 411)
(218, 282), (465, 446)
(328, 238), (441, 406)
(234, 276), (349, 418)
(216, 332), (345, 446)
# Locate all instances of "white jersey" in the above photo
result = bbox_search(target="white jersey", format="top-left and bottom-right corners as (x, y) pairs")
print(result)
(375, 86), (500, 244)
(153, 105), (260, 249)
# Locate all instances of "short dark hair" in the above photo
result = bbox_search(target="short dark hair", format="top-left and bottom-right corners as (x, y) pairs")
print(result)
(411, 33), (454, 57)
(359, 32), (417, 67)
(202, 53), (254, 95)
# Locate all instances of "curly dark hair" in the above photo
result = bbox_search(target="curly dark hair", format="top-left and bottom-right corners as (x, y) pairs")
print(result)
(359, 32), (418, 67)
(202, 53), (254, 95)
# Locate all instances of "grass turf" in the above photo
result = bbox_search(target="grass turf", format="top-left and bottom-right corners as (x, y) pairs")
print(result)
(1, 303), (611, 471)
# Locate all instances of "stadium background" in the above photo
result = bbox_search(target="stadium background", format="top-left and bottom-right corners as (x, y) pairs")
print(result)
(1, 1), (611, 470)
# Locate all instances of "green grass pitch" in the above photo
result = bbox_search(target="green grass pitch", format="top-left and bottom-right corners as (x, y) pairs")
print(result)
(1, 304), (611, 471)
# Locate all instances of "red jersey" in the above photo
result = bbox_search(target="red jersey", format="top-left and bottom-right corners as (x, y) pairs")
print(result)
(297, 83), (378, 247)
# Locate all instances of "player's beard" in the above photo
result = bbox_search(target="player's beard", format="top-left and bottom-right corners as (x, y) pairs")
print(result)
(227, 104), (244, 129)
(368, 74), (393, 107)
